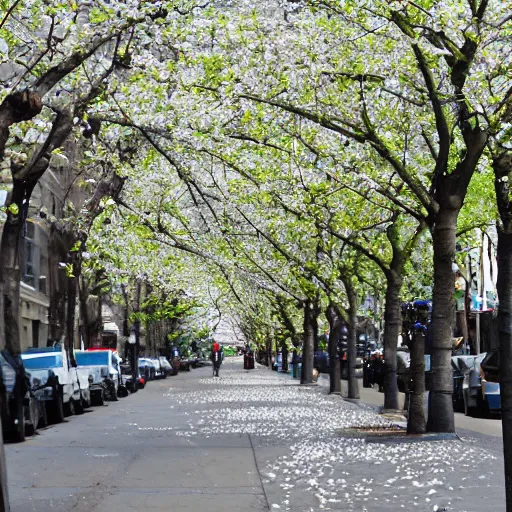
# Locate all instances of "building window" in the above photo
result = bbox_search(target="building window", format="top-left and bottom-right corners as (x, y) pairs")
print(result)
(32, 320), (40, 348)
(22, 222), (40, 290)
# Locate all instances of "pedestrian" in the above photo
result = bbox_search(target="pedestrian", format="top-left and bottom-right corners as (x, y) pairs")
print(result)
(171, 344), (181, 372)
(244, 344), (254, 370)
(211, 341), (222, 377)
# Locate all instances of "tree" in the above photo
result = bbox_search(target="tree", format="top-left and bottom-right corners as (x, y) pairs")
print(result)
(191, 0), (507, 432)
(486, 26), (512, 504)
(0, 0), (169, 355)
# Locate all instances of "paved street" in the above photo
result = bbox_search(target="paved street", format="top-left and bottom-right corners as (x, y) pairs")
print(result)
(6, 358), (505, 511)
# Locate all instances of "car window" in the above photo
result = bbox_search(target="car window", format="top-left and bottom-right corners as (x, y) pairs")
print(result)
(475, 353), (487, 364)
(458, 357), (476, 371)
(0, 356), (15, 393)
(22, 354), (63, 369)
(481, 350), (498, 368)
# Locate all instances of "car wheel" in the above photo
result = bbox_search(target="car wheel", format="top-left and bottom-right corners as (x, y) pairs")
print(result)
(24, 398), (39, 437)
(463, 391), (476, 417)
(49, 393), (65, 424)
(12, 394), (25, 443)
(64, 399), (75, 417)
(110, 383), (119, 402)
(453, 398), (464, 413)
(24, 420), (35, 437)
(37, 402), (48, 428)
(476, 392), (490, 418)
(91, 389), (105, 406)
(74, 398), (84, 415)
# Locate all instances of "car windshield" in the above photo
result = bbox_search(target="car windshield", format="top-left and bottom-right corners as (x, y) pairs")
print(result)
(22, 354), (63, 369)
(482, 350), (499, 368)
(475, 353), (487, 364)
(76, 351), (110, 366)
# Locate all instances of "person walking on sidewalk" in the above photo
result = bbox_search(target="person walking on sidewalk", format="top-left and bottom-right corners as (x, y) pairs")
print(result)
(211, 342), (222, 377)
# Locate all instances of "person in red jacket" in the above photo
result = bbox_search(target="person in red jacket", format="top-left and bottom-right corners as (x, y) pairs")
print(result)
(211, 342), (222, 377)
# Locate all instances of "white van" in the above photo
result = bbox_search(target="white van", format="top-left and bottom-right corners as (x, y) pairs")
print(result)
(22, 345), (88, 421)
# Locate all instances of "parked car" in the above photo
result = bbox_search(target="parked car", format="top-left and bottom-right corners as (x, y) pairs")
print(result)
(396, 350), (411, 393)
(463, 351), (501, 417)
(451, 355), (477, 412)
(113, 352), (128, 397)
(139, 358), (156, 381)
(76, 350), (107, 405)
(179, 358), (191, 371)
(363, 352), (385, 390)
(22, 346), (84, 421)
(0, 350), (42, 441)
(120, 363), (145, 391)
(314, 351), (330, 374)
(150, 358), (164, 379)
(159, 357), (175, 377)
(190, 354), (206, 369)
(81, 349), (123, 401)
(396, 350), (432, 395)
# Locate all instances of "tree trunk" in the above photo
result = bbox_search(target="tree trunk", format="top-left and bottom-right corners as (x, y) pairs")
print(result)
(301, 301), (315, 385)
(408, 329), (426, 434)
(498, 230), (512, 511)
(0, 178), (28, 355)
(0, 423), (8, 511)
(132, 280), (141, 387)
(326, 303), (342, 395)
(0, 189), (24, 511)
(78, 277), (89, 349)
(383, 270), (403, 410)
(0, 285), (9, 512)
(427, 206), (458, 433)
(312, 300), (320, 352)
(281, 341), (289, 372)
(346, 288), (360, 399)
(65, 256), (80, 367)
(494, 152), (512, 511)
(291, 336), (300, 379)
(0, 207), (25, 355)
(0, 286), (4, 352)
(48, 230), (71, 343)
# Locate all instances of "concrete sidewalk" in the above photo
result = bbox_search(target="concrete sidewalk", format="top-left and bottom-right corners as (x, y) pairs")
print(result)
(316, 372), (504, 439)
(5, 358), (505, 511)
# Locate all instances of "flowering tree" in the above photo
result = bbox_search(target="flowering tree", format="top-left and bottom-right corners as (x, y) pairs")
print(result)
(179, 0), (508, 433)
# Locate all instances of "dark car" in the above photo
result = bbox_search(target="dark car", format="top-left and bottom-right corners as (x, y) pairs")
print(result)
(159, 357), (176, 376)
(451, 355), (477, 412)
(363, 353), (385, 390)
(120, 363), (144, 392)
(396, 350), (410, 393)
(396, 350), (432, 395)
(138, 359), (154, 382)
(314, 351), (330, 374)
(0, 350), (43, 442)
